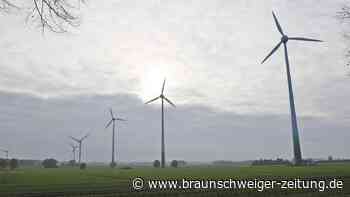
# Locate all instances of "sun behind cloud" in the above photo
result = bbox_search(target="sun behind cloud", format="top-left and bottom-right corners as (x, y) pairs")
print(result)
(139, 65), (169, 102)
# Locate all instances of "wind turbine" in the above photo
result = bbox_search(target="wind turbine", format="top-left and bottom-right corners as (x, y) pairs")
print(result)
(105, 108), (126, 168)
(145, 79), (176, 168)
(261, 11), (322, 165)
(69, 134), (89, 164)
(69, 143), (78, 163)
(0, 149), (8, 159)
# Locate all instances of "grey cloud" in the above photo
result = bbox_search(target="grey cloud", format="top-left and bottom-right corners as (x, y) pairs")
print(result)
(0, 91), (348, 162)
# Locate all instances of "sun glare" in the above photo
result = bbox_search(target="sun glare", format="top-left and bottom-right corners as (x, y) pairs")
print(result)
(139, 66), (168, 102)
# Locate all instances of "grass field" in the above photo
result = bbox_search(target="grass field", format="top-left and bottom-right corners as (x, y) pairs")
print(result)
(0, 163), (349, 196)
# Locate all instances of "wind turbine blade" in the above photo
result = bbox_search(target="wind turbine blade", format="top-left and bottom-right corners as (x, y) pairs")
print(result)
(272, 11), (284, 35)
(261, 41), (282, 64)
(110, 108), (114, 119)
(81, 133), (90, 141)
(105, 119), (113, 128)
(288, 37), (323, 42)
(161, 78), (166, 94)
(145, 96), (160, 104)
(69, 136), (80, 142)
(116, 118), (127, 121)
(164, 96), (176, 108)
(71, 144), (77, 149)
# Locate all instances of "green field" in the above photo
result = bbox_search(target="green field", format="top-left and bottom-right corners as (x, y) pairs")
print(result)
(0, 164), (349, 196)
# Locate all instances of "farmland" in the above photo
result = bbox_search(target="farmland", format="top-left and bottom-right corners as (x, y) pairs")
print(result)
(0, 163), (349, 196)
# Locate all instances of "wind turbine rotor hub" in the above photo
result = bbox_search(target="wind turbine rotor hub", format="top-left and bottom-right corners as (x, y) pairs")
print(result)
(281, 35), (288, 43)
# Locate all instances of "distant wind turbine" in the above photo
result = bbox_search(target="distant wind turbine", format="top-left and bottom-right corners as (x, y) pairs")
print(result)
(70, 134), (89, 164)
(69, 143), (78, 163)
(0, 149), (8, 159)
(145, 79), (176, 168)
(105, 108), (126, 168)
(261, 11), (323, 165)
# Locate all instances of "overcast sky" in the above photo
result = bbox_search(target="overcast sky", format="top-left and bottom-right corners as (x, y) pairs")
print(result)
(0, 0), (349, 163)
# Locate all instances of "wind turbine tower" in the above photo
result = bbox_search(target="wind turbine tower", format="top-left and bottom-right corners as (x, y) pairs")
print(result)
(69, 143), (78, 163)
(261, 11), (322, 165)
(70, 134), (89, 164)
(145, 79), (176, 168)
(105, 109), (126, 168)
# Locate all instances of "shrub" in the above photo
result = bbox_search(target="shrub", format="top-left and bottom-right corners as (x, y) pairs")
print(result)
(68, 160), (76, 166)
(80, 163), (87, 170)
(42, 158), (58, 168)
(120, 166), (132, 170)
(110, 162), (116, 168)
(0, 159), (8, 169)
(170, 160), (178, 168)
(9, 159), (18, 170)
(153, 160), (160, 168)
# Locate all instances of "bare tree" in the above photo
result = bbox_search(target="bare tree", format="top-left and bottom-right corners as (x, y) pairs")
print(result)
(338, 4), (350, 71)
(1, 0), (84, 33)
(0, 0), (19, 11)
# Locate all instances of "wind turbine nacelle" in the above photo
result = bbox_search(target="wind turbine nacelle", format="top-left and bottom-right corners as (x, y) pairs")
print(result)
(281, 35), (289, 43)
